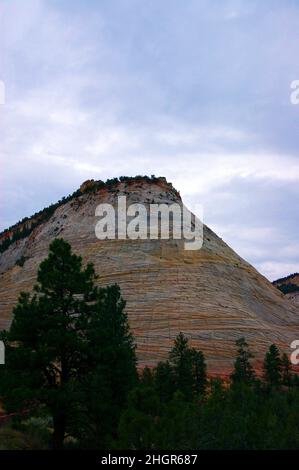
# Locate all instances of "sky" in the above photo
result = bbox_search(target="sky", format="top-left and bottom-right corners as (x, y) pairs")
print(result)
(1, 0), (299, 281)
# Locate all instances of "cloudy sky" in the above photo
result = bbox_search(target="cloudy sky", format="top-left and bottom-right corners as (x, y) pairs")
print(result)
(1, 0), (299, 280)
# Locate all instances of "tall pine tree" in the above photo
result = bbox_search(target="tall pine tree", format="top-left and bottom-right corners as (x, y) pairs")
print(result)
(0, 238), (137, 449)
(263, 344), (282, 387)
(169, 333), (207, 400)
(76, 283), (137, 448)
(281, 353), (292, 386)
(230, 337), (255, 385)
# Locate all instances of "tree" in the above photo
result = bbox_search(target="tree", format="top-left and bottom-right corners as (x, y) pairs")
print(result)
(76, 284), (137, 448)
(230, 337), (255, 385)
(169, 333), (207, 400)
(263, 344), (282, 387)
(141, 366), (154, 387)
(169, 333), (194, 400)
(281, 353), (292, 386)
(157, 391), (199, 449)
(1, 239), (98, 448)
(154, 361), (175, 403)
(117, 386), (160, 449)
(191, 349), (207, 397)
(0, 238), (137, 449)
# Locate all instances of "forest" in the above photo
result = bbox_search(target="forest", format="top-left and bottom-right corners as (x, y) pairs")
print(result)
(0, 238), (298, 450)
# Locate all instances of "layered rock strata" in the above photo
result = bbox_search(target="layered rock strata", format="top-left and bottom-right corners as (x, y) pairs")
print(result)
(1, 177), (298, 375)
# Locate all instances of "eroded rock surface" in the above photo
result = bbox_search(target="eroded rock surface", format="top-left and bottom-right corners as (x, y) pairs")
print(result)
(1, 178), (298, 375)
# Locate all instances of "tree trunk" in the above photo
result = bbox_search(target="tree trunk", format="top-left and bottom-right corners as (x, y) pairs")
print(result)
(52, 412), (66, 450)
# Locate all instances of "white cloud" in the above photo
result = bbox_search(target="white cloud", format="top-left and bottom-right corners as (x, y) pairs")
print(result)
(257, 262), (299, 282)
(1, 0), (299, 282)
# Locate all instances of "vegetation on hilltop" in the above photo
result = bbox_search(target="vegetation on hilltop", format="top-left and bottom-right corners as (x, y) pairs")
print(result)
(273, 273), (299, 284)
(273, 273), (299, 294)
(275, 283), (299, 294)
(0, 175), (179, 254)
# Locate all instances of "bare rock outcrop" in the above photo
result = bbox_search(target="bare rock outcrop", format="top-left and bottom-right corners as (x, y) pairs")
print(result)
(0, 177), (298, 375)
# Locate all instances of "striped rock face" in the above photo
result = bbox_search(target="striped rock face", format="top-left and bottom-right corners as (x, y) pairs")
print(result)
(287, 292), (299, 306)
(0, 178), (299, 376)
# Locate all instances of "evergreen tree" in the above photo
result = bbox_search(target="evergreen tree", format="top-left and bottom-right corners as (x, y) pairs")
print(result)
(117, 386), (160, 449)
(169, 333), (194, 400)
(281, 353), (292, 386)
(77, 284), (137, 448)
(230, 337), (255, 384)
(1, 239), (97, 448)
(0, 239), (137, 449)
(154, 360), (175, 403)
(169, 333), (207, 400)
(191, 349), (207, 397)
(157, 391), (199, 449)
(141, 366), (154, 387)
(263, 344), (282, 387)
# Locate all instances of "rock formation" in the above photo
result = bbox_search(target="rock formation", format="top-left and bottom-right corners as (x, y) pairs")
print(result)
(273, 274), (299, 307)
(0, 176), (298, 376)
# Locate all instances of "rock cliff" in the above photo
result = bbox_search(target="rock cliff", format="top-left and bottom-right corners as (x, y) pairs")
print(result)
(1, 176), (298, 375)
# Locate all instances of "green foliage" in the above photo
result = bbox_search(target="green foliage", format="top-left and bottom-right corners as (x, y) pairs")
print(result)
(273, 272), (299, 284)
(138, 335), (299, 450)
(197, 382), (299, 450)
(157, 392), (200, 449)
(0, 190), (80, 254)
(263, 344), (282, 387)
(276, 283), (299, 294)
(73, 284), (137, 449)
(140, 366), (154, 387)
(154, 361), (175, 403)
(230, 337), (255, 385)
(281, 353), (292, 386)
(169, 333), (194, 400)
(1, 244), (299, 451)
(191, 349), (207, 397)
(0, 238), (136, 450)
(116, 337), (299, 450)
(273, 273), (299, 294)
(0, 426), (48, 450)
(0, 175), (179, 254)
(169, 332), (207, 400)
(118, 386), (160, 449)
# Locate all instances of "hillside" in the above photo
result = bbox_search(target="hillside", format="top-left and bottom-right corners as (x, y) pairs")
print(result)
(273, 273), (299, 306)
(0, 176), (298, 375)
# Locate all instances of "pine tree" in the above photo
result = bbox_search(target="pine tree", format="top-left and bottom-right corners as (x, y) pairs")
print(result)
(191, 349), (207, 397)
(0, 238), (137, 449)
(281, 353), (292, 386)
(157, 391), (199, 449)
(117, 386), (160, 449)
(169, 333), (194, 400)
(169, 332), (207, 400)
(154, 360), (175, 402)
(141, 366), (154, 387)
(1, 239), (97, 448)
(230, 337), (255, 385)
(77, 284), (137, 448)
(263, 344), (282, 387)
